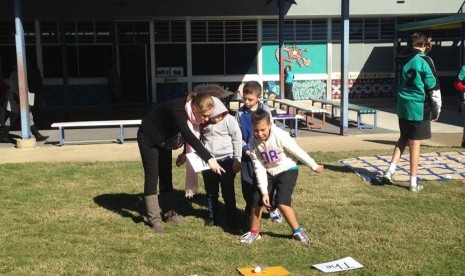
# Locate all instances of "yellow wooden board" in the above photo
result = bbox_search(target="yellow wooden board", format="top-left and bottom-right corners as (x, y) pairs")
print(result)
(237, 266), (290, 276)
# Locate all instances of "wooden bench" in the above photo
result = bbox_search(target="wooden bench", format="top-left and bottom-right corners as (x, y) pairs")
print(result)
(51, 119), (141, 146)
(308, 98), (378, 129)
(271, 99), (328, 130)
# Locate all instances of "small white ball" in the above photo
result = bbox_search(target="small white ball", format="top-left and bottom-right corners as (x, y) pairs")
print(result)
(253, 266), (262, 273)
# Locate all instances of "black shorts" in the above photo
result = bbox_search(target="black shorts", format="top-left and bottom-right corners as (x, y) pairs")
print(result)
(399, 118), (431, 140)
(251, 169), (298, 207)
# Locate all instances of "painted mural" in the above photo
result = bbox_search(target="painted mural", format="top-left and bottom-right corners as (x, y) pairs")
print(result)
(330, 78), (394, 99)
(262, 43), (327, 74)
(263, 80), (326, 100)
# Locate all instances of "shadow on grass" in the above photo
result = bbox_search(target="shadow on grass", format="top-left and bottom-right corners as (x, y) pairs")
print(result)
(93, 190), (246, 234)
(261, 231), (292, 240)
(93, 193), (148, 226)
(322, 164), (352, 173)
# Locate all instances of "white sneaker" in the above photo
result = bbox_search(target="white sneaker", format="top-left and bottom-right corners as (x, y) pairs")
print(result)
(381, 171), (394, 184)
(240, 231), (261, 244)
(409, 183), (424, 192)
(269, 208), (283, 223)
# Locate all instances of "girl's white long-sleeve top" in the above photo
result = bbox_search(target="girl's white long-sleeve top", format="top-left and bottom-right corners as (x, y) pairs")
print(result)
(248, 125), (318, 195)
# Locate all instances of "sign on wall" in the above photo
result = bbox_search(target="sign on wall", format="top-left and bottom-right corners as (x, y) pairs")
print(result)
(262, 43), (327, 75)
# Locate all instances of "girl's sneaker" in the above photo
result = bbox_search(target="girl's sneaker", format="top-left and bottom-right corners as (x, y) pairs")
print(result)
(269, 208), (283, 223)
(381, 171), (394, 184)
(240, 231), (261, 244)
(409, 183), (424, 192)
(293, 229), (310, 244)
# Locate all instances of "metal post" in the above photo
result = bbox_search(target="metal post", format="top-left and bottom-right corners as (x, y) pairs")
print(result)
(279, 0), (285, 99)
(340, 0), (349, 135)
(461, 22), (465, 66)
(13, 0), (31, 139)
(58, 0), (70, 117)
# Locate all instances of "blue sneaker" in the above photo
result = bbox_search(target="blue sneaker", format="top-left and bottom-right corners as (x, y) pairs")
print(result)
(269, 208), (283, 223)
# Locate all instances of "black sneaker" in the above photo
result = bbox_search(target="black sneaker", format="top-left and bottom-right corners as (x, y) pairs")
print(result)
(204, 218), (215, 227)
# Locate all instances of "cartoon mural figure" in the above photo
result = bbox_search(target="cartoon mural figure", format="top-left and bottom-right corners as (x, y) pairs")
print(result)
(275, 44), (311, 67)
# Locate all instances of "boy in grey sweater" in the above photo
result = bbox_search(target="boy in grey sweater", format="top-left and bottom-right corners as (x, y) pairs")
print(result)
(201, 97), (242, 228)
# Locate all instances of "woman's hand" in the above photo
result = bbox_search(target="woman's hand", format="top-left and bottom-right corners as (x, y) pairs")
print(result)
(208, 158), (226, 175)
(176, 153), (186, 167)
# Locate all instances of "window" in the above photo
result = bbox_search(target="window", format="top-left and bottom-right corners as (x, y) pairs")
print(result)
(284, 20), (294, 41)
(0, 21), (15, 44)
(155, 44), (187, 76)
(225, 44), (257, 74)
(380, 19), (395, 40)
(118, 22), (149, 44)
(154, 20), (186, 43)
(40, 21), (59, 43)
(364, 19), (379, 40)
(349, 19), (363, 40)
(191, 20), (257, 75)
(263, 20), (278, 42)
(332, 18), (396, 42)
(78, 45), (113, 77)
(225, 21), (241, 42)
(192, 20), (257, 42)
(208, 21), (224, 42)
(242, 20), (257, 41)
(312, 20), (327, 41)
(295, 20), (311, 41)
(331, 19), (341, 41)
(192, 44), (224, 75)
(191, 21), (207, 42)
(263, 19), (327, 42)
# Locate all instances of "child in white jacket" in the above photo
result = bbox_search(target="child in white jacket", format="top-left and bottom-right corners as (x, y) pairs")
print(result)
(240, 109), (324, 244)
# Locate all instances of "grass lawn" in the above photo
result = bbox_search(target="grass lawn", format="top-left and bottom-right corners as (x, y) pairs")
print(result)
(1, 146), (465, 275)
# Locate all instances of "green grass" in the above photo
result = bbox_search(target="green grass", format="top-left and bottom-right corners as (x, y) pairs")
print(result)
(1, 146), (465, 275)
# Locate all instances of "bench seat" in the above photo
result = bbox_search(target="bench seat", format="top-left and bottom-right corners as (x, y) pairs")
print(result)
(308, 98), (378, 129)
(51, 119), (141, 146)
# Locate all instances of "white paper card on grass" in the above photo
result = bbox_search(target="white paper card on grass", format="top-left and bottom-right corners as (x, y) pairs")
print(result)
(312, 257), (363, 273)
(186, 152), (211, 172)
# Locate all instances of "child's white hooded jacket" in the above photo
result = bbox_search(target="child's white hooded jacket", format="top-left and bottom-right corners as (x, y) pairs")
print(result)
(248, 125), (318, 195)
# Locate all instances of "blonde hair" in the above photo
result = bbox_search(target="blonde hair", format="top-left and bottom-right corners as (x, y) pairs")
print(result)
(187, 92), (214, 113)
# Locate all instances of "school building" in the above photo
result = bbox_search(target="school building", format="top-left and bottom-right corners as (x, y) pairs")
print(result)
(0, 0), (464, 108)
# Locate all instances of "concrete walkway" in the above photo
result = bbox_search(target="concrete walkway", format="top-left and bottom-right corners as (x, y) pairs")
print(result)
(0, 105), (463, 164)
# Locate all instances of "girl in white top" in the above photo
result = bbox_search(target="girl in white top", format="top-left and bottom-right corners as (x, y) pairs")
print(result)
(240, 109), (324, 245)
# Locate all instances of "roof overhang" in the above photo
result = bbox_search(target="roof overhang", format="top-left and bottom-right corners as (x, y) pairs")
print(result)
(396, 13), (465, 32)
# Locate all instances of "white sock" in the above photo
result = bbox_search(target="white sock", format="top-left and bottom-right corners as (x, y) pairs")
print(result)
(388, 163), (396, 174)
(410, 176), (417, 187)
